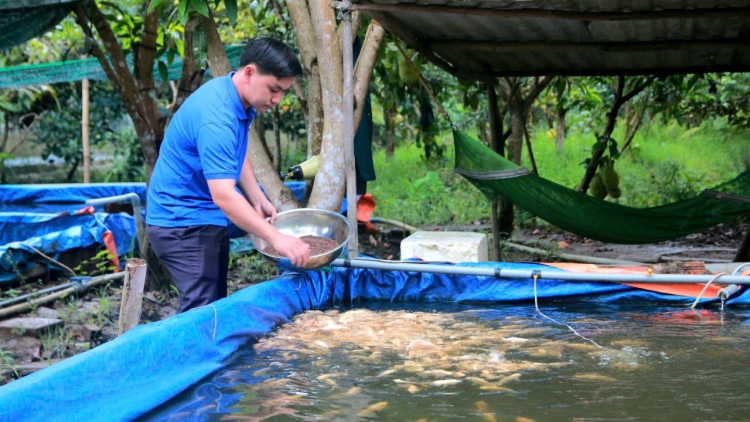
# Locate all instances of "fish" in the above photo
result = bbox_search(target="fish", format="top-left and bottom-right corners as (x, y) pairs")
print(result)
(431, 379), (462, 387)
(377, 369), (398, 378)
(322, 378), (339, 389)
(497, 373), (521, 386)
(503, 337), (531, 343)
(316, 372), (345, 380)
(572, 373), (617, 382)
(407, 384), (420, 394)
(357, 401), (388, 417)
(479, 385), (515, 392)
(321, 323), (348, 331)
(407, 340), (437, 350)
(468, 377), (494, 387)
(422, 369), (457, 378)
(251, 367), (272, 377)
(346, 386), (362, 396)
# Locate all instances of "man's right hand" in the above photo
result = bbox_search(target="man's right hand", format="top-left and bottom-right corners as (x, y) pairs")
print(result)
(271, 233), (310, 267)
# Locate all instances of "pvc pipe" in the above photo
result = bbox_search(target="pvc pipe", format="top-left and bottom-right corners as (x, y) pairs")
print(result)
(0, 272), (125, 319)
(0, 283), (71, 308)
(330, 258), (750, 284)
(719, 263), (750, 300)
(717, 284), (739, 301)
(501, 241), (644, 266)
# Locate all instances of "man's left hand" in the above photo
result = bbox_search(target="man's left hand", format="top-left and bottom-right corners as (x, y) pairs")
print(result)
(254, 198), (278, 223)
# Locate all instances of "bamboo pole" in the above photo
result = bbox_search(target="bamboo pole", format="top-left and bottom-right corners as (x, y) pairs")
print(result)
(117, 258), (147, 336)
(486, 83), (501, 261)
(0, 272), (125, 319)
(82, 75), (90, 183)
(343, 8), (358, 259)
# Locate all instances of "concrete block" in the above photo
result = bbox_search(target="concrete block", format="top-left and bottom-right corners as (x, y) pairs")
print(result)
(400, 231), (488, 263)
(0, 317), (62, 336)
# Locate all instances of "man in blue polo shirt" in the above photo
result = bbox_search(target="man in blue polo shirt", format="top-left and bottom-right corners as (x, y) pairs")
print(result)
(147, 37), (310, 313)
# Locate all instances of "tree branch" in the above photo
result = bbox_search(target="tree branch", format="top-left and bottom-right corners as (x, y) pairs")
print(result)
(352, 21), (385, 132)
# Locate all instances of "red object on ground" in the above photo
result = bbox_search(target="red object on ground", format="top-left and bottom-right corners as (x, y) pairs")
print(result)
(356, 194), (378, 233)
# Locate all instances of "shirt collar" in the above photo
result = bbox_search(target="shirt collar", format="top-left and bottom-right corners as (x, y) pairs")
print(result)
(227, 71), (255, 121)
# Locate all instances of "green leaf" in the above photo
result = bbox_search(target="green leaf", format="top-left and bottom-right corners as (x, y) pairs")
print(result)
(147, 0), (170, 13)
(609, 141), (619, 159)
(174, 38), (184, 57)
(592, 141), (607, 153)
(158, 61), (169, 82)
(191, 0), (210, 18)
(178, 0), (189, 24)
(225, 0), (238, 25)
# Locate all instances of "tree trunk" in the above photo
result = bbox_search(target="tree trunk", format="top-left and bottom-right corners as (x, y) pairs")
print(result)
(273, 106), (281, 174)
(201, 10), (232, 77)
(248, 125), (299, 211)
(301, 6), (384, 212)
(508, 106), (524, 165)
(735, 222), (750, 262)
(578, 76), (655, 193)
(385, 102), (396, 157)
(555, 107), (566, 152)
(255, 114), (273, 163)
(66, 159), (80, 182)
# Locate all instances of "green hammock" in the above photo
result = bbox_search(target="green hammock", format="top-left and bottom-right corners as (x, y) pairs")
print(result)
(453, 129), (750, 244)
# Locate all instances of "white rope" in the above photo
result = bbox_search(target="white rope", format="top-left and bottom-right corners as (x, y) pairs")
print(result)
(533, 275), (603, 349)
(196, 304), (218, 341)
(690, 272), (728, 309)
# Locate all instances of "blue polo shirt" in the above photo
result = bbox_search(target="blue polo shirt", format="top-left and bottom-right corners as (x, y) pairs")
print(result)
(146, 73), (256, 227)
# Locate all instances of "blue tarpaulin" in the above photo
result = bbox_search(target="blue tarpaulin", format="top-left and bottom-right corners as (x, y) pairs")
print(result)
(0, 181), (323, 283)
(0, 183), (148, 205)
(1, 262), (748, 422)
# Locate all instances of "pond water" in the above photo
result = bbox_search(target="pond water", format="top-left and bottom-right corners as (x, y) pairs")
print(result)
(142, 302), (750, 421)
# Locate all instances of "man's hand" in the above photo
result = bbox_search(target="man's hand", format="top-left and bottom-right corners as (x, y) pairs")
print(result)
(254, 197), (278, 223)
(271, 233), (310, 267)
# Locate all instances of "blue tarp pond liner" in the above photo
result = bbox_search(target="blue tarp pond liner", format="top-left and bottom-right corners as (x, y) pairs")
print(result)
(1, 262), (749, 422)
(0, 182), (319, 283)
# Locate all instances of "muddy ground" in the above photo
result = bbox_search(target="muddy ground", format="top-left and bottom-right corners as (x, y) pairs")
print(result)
(0, 221), (747, 386)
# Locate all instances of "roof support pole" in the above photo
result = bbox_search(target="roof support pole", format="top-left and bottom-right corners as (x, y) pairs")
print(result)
(342, 5), (358, 258)
(486, 82), (501, 262)
(82, 74), (90, 183)
(734, 222), (750, 262)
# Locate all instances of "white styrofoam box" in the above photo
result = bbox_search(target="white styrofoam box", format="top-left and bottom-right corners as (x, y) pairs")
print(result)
(400, 231), (488, 263)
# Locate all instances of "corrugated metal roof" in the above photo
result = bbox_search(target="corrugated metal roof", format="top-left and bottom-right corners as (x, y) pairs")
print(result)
(347, 0), (750, 80)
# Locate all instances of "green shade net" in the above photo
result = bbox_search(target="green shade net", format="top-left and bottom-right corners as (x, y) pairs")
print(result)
(453, 129), (750, 244)
(0, 0), (79, 51)
(0, 45), (244, 89)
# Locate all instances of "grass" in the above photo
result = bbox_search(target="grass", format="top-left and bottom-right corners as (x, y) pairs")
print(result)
(367, 117), (750, 226)
(367, 139), (490, 228)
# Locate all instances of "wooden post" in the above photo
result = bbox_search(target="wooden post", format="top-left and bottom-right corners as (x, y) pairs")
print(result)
(734, 223), (750, 262)
(118, 258), (147, 336)
(486, 82), (501, 261)
(82, 75), (91, 183)
(343, 8), (358, 258)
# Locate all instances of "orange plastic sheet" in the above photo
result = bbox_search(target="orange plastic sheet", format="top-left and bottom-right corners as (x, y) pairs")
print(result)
(546, 262), (726, 300)
(357, 193), (378, 233)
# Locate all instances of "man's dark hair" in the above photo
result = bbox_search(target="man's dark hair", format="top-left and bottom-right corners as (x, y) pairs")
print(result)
(239, 37), (302, 78)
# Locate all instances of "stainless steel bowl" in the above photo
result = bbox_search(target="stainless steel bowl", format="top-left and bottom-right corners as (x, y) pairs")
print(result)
(251, 208), (353, 270)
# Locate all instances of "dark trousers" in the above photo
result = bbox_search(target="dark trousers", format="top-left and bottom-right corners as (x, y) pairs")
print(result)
(147, 224), (230, 313)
